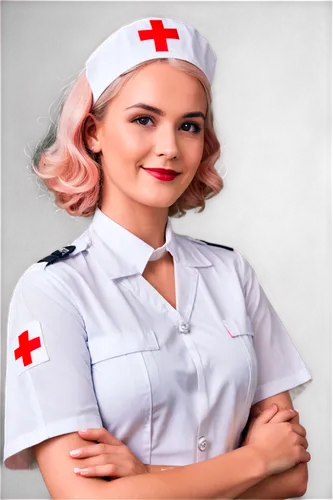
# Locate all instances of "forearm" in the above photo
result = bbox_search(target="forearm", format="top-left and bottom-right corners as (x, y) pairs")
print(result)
(235, 462), (308, 499)
(148, 464), (178, 473)
(100, 446), (269, 499)
(149, 460), (308, 499)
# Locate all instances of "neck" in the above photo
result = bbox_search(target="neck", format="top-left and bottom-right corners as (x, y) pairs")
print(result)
(99, 201), (169, 250)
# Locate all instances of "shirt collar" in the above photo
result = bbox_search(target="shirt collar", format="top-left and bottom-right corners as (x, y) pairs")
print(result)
(87, 208), (212, 279)
(87, 209), (213, 279)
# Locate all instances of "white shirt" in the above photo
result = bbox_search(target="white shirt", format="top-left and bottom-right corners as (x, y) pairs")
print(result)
(3, 208), (312, 470)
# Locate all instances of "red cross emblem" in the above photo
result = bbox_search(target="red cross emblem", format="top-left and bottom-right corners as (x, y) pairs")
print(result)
(138, 20), (180, 52)
(14, 329), (41, 367)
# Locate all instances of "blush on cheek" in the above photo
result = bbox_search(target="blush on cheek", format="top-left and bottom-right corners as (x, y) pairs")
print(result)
(127, 144), (149, 161)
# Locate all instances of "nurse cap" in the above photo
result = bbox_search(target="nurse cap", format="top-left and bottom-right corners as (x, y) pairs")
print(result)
(85, 17), (217, 104)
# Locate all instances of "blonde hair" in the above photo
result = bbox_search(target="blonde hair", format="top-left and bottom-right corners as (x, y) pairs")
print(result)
(32, 58), (223, 218)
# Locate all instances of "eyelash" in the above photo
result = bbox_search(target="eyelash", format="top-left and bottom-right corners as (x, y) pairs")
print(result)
(131, 115), (202, 134)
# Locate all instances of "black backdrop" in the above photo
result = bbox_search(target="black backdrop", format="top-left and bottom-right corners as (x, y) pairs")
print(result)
(1, 2), (332, 498)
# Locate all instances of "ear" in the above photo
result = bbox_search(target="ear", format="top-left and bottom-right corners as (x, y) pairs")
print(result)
(84, 113), (102, 153)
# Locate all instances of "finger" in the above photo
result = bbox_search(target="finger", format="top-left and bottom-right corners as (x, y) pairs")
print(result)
(289, 414), (300, 425)
(293, 435), (308, 450)
(74, 464), (115, 477)
(302, 437), (308, 450)
(290, 408), (301, 424)
(269, 409), (298, 423)
(291, 423), (307, 438)
(78, 428), (123, 446)
(70, 443), (118, 459)
(252, 404), (279, 425)
(87, 461), (144, 478)
(304, 452), (311, 462)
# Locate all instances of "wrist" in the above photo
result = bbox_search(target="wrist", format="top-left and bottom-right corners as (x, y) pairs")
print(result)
(245, 444), (270, 480)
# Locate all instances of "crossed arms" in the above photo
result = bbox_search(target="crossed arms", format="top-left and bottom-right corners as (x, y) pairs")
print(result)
(33, 390), (309, 499)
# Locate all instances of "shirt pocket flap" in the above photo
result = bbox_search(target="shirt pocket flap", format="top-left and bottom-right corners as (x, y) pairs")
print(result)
(88, 329), (160, 363)
(222, 316), (254, 338)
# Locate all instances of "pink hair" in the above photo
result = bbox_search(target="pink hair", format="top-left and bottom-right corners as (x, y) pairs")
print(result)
(32, 58), (223, 218)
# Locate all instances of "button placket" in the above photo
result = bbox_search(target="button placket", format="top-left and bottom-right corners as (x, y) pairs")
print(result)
(171, 264), (210, 461)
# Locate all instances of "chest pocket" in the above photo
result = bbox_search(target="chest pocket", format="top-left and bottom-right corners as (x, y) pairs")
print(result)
(222, 316), (255, 361)
(87, 329), (160, 442)
(222, 315), (258, 404)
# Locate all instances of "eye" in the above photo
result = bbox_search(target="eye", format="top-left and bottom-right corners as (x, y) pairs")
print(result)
(181, 122), (202, 134)
(131, 116), (202, 134)
(131, 115), (154, 127)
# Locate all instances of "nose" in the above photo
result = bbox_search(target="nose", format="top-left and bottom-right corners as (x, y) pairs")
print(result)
(154, 124), (179, 161)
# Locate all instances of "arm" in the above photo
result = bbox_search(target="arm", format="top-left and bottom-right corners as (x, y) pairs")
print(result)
(34, 432), (270, 500)
(235, 463), (308, 499)
(235, 391), (309, 499)
(150, 392), (308, 498)
(148, 464), (177, 472)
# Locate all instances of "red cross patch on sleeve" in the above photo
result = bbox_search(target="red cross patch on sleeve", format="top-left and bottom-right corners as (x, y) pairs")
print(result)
(13, 320), (50, 375)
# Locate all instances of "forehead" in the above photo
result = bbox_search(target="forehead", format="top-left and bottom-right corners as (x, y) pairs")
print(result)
(115, 62), (207, 110)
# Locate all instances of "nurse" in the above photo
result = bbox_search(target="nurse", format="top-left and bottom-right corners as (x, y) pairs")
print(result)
(3, 17), (312, 499)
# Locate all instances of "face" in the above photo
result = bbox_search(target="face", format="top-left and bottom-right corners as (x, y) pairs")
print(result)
(86, 61), (207, 213)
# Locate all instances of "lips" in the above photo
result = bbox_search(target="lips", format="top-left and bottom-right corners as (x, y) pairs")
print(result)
(141, 167), (180, 175)
(141, 166), (180, 182)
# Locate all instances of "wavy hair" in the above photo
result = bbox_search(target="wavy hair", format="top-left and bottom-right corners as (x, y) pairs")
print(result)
(32, 58), (223, 217)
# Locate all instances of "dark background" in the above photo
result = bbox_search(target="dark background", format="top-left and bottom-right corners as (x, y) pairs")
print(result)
(0, 2), (332, 498)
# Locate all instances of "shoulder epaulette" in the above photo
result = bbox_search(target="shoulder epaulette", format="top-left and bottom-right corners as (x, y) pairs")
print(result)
(198, 239), (234, 252)
(37, 245), (76, 267)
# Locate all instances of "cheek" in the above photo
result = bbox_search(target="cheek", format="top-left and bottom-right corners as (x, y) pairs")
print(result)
(183, 140), (204, 168)
(102, 124), (148, 161)
(120, 123), (153, 157)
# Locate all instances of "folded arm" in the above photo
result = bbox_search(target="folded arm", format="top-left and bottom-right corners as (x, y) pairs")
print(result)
(34, 433), (270, 499)
(234, 391), (309, 499)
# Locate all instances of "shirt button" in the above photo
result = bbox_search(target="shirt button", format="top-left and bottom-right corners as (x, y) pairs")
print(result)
(198, 436), (208, 451)
(178, 322), (190, 334)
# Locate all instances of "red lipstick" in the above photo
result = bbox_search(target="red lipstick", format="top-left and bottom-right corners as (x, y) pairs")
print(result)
(142, 167), (180, 182)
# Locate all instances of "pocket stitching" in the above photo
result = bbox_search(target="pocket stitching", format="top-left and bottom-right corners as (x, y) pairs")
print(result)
(222, 318), (254, 338)
(89, 329), (160, 363)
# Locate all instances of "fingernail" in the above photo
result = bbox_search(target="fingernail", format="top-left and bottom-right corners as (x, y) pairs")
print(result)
(74, 467), (89, 474)
(79, 429), (88, 433)
(70, 449), (81, 456)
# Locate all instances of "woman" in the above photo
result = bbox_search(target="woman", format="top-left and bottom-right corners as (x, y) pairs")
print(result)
(3, 17), (312, 499)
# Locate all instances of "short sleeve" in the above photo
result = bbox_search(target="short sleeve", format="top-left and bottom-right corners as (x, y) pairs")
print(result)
(235, 251), (312, 405)
(3, 265), (103, 470)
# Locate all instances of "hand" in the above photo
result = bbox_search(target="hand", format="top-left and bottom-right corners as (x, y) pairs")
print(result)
(241, 406), (304, 447)
(245, 405), (311, 476)
(70, 428), (149, 479)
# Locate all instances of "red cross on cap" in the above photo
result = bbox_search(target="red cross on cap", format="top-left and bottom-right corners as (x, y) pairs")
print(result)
(14, 329), (41, 367)
(138, 20), (180, 52)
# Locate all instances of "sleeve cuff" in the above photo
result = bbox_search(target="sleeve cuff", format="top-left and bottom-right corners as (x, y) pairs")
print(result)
(252, 368), (313, 406)
(3, 413), (103, 470)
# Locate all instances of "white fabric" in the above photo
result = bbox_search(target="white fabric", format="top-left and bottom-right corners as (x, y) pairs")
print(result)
(3, 208), (312, 470)
(85, 17), (217, 103)
(148, 225), (171, 261)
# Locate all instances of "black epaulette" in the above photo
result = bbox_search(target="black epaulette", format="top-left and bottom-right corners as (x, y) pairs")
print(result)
(37, 245), (76, 267)
(198, 239), (234, 251)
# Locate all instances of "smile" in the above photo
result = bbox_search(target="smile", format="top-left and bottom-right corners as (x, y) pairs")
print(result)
(141, 167), (180, 182)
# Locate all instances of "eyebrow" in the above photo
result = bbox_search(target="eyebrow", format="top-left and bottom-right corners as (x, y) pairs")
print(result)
(125, 103), (206, 120)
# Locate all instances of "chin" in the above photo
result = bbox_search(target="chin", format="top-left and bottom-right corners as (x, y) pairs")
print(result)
(135, 195), (178, 209)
